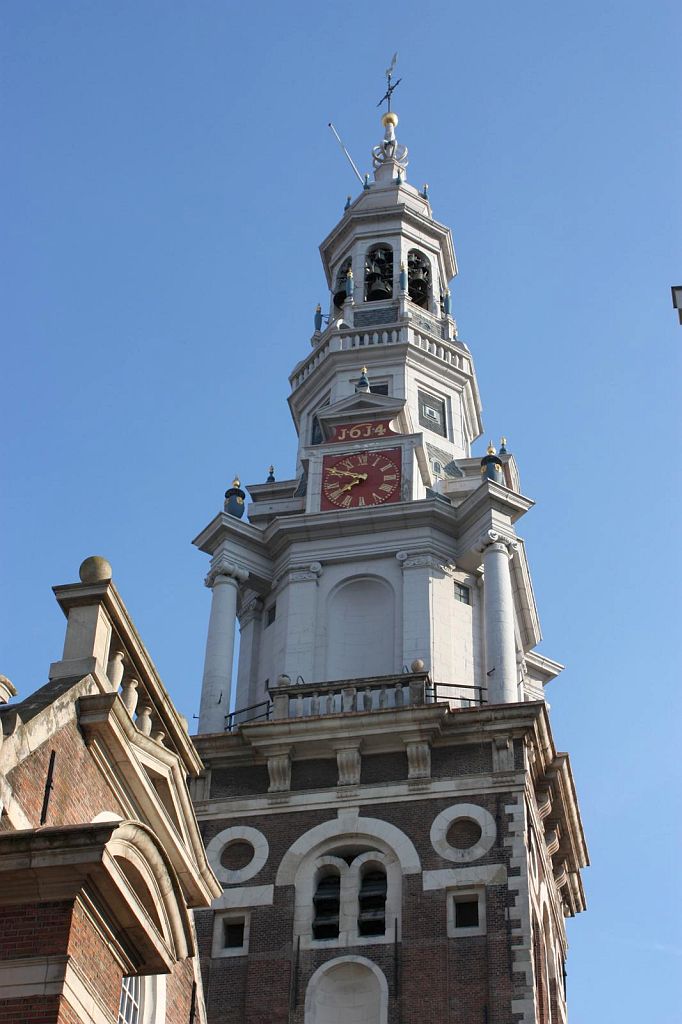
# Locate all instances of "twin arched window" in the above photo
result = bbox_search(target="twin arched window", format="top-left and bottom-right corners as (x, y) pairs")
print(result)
(309, 851), (391, 945)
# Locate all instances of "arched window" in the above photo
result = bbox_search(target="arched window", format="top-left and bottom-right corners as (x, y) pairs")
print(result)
(407, 249), (431, 309)
(333, 257), (352, 309)
(313, 871), (341, 940)
(364, 245), (393, 301)
(358, 866), (387, 936)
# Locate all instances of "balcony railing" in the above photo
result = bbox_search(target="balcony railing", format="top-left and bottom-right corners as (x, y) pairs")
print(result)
(223, 674), (486, 730)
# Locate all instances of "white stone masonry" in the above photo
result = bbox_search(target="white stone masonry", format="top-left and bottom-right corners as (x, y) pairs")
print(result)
(481, 531), (518, 704)
(198, 558), (248, 733)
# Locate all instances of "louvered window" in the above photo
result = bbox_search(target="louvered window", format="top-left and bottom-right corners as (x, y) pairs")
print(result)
(312, 873), (340, 940)
(358, 869), (387, 936)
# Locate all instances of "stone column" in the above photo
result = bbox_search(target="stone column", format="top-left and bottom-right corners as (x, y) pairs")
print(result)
(480, 530), (518, 704)
(198, 559), (248, 734)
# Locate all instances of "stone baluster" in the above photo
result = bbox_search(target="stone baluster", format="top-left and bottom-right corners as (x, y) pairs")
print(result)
(136, 704), (153, 736)
(107, 649), (126, 689)
(342, 686), (356, 712)
(120, 676), (139, 718)
(311, 692), (320, 716)
(379, 685), (388, 709)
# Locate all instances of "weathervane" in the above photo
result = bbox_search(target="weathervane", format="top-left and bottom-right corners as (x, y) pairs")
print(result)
(377, 52), (401, 112)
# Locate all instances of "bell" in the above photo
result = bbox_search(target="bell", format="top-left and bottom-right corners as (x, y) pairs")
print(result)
(367, 278), (392, 301)
(409, 279), (428, 308)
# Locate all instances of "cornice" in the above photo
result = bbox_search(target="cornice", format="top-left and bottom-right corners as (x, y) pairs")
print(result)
(77, 692), (221, 905)
(52, 580), (203, 776)
(318, 200), (457, 285)
(454, 479), (534, 532)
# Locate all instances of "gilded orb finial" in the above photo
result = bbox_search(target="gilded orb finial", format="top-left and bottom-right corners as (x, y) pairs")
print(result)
(232, 475), (240, 488)
(487, 441), (496, 456)
(381, 111), (399, 128)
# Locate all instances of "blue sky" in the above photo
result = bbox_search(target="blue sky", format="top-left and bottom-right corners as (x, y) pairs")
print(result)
(2, 1), (680, 1018)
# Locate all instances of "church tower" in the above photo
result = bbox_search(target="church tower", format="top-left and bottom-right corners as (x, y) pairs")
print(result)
(191, 106), (588, 1024)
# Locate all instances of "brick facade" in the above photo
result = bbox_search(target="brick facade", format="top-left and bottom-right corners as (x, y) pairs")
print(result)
(0, 570), (220, 1024)
(193, 701), (587, 1024)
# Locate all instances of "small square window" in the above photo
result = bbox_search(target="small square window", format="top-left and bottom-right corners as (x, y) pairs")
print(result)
(223, 920), (245, 948)
(418, 390), (447, 437)
(447, 890), (485, 937)
(455, 899), (478, 929)
(212, 912), (250, 958)
(265, 604), (276, 627)
(454, 583), (470, 605)
(369, 383), (389, 395)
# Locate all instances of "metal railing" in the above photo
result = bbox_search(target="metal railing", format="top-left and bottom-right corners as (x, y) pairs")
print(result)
(426, 681), (486, 709)
(224, 699), (271, 731)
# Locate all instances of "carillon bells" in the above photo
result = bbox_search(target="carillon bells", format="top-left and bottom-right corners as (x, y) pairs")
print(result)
(407, 251), (430, 308)
(365, 248), (393, 301)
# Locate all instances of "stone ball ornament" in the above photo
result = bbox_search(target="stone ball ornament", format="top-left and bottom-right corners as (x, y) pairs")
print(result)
(79, 556), (113, 584)
(411, 659), (426, 673)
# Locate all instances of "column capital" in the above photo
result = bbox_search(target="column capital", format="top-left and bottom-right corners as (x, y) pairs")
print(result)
(396, 551), (444, 572)
(288, 561), (323, 583)
(477, 529), (518, 558)
(205, 555), (249, 588)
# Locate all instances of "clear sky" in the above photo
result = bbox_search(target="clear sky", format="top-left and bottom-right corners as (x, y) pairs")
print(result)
(2, 1), (680, 1018)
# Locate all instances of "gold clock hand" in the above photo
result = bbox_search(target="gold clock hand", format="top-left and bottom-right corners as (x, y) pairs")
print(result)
(328, 468), (368, 480)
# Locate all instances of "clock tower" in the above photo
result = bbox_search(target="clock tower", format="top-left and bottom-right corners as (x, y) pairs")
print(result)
(190, 108), (587, 1024)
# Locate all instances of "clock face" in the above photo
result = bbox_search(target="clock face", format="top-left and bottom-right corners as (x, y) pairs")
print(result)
(321, 448), (402, 510)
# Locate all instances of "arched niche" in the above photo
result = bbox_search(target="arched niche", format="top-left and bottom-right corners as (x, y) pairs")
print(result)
(325, 576), (395, 680)
(304, 956), (388, 1024)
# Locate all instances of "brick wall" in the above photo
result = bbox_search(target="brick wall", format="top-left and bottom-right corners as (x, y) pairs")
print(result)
(0, 995), (63, 1023)
(197, 775), (522, 1024)
(5, 720), (125, 828)
(0, 902), (73, 960)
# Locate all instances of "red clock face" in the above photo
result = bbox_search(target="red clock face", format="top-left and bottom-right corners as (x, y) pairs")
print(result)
(321, 448), (402, 510)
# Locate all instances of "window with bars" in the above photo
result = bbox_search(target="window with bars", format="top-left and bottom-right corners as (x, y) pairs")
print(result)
(454, 582), (470, 605)
(118, 976), (142, 1024)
